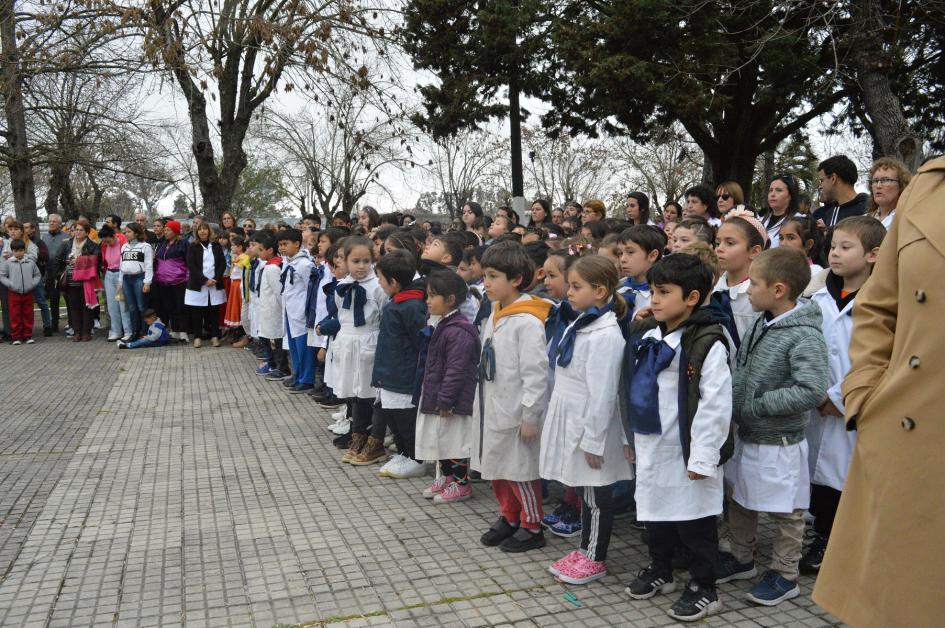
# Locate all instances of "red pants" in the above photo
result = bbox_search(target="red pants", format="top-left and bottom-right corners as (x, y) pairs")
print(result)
(8, 291), (34, 340)
(492, 479), (543, 530)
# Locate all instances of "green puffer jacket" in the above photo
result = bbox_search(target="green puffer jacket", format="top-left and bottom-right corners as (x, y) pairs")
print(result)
(732, 301), (828, 445)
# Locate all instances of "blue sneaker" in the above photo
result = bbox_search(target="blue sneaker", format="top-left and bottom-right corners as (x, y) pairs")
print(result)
(746, 570), (800, 606)
(255, 364), (271, 376)
(549, 507), (582, 538)
(715, 552), (757, 584)
(542, 503), (567, 528)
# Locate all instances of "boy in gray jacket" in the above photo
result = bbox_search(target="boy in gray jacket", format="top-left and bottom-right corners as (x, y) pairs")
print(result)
(0, 239), (42, 344)
(717, 248), (828, 606)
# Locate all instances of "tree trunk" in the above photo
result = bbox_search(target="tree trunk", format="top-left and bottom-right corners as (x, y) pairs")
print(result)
(851, 0), (923, 171)
(0, 0), (38, 223)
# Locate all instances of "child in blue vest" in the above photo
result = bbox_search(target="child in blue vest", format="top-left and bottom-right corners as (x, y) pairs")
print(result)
(118, 309), (170, 349)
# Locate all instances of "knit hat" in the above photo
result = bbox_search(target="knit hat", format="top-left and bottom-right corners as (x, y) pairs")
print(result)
(166, 220), (181, 235)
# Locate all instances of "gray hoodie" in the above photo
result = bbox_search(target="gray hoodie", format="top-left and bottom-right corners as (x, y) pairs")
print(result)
(0, 256), (42, 294)
(732, 300), (829, 446)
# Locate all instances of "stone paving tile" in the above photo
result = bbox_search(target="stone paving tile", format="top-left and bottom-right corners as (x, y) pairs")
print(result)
(0, 335), (841, 627)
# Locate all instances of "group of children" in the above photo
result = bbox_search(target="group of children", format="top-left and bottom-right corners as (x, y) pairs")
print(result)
(119, 206), (885, 622)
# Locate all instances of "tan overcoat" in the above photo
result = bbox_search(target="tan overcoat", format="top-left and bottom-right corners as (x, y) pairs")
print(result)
(813, 157), (945, 627)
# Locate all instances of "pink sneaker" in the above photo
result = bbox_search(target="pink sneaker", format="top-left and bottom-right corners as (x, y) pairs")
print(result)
(433, 481), (471, 504)
(549, 550), (583, 577)
(554, 553), (607, 585)
(422, 475), (449, 499)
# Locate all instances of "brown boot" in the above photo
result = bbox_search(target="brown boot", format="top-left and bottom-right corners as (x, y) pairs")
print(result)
(231, 336), (250, 348)
(349, 436), (388, 466)
(342, 433), (367, 463)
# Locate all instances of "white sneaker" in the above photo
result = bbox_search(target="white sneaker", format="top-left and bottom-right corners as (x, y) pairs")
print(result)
(121, 333), (132, 342)
(11, 340), (21, 346)
(107, 335), (120, 341)
(93, 319), (102, 330)
(325, 415), (348, 432)
(330, 418), (351, 436)
(25, 339), (35, 345)
(378, 454), (402, 478)
(385, 456), (427, 479)
(383, 433), (394, 448)
(331, 409), (347, 421)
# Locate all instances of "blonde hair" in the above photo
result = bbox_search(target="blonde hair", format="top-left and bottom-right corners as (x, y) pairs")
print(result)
(568, 254), (628, 320)
(715, 181), (745, 206)
(680, 241), (720, 285)
(868, 157), (912, 215)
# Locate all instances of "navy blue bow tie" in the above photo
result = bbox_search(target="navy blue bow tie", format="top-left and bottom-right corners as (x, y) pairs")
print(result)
(280, 265), (296, 292)
(621, 278), (649, 307)
(556, 303), (613, 367)
(546, 300), (579, 364)
(336, 281), (367, 327)
(628, 336), (677, 434)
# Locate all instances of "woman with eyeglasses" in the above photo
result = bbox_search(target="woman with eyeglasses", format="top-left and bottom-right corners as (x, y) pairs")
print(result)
(867, 157), (911, 229)
(580, 199), (606, 223)
(714, 181), (745, 216)
(760, 174), (800, 247)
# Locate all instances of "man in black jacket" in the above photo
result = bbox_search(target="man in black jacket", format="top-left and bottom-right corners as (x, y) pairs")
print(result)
(813, 155), (868, 229)
(41, 214), (70, 332)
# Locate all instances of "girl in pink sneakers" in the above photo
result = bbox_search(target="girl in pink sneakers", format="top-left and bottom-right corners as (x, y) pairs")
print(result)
(540, 255), (634, 583)
(414, 270), (481, 504)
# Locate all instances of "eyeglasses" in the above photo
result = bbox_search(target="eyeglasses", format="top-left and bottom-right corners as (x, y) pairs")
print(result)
(716, 193), (731, 200)
(869, 177), (898, 186)
(242, 223), (253, 228)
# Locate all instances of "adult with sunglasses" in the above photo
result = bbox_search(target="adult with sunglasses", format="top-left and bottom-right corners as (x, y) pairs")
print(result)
(714, 181), (745, 217)
(760, 173), (800, 247)
(241, 218), (257, 236)
(866, 157), (911, 229)
(813, 155), (868, 229)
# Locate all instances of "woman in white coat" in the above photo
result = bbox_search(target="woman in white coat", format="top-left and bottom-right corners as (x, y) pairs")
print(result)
(541, 255), (634, 586)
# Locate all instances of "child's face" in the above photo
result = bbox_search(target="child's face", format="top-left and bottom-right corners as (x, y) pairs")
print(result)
(456, 260), (474, 283)
(468, 258), (482, 281)
(317, 234), (331, 257)
(331, 250), (347, 279)
(778, 223), (808, 253)
(279, 239), (301, 258)
(566, 269), (604, 312)
(346, 244), (373, 280)
(715, 222), (757, 274)
(230, 244), (243, 257)
(597, 245), (620, 272)
(422, 238), (448, 264)
(650, 283), (699, 329)
(482, 267), (520, 306)
(426, 291), (454, 317)
(829, 228), (876, 278)
(302, 229), (316, 250)
(619, 241), (655, 281)
(12, 248), (25, 260)
(747, 271), (782, 313)
(684, 195), (708, 219)
(543, 257), (568, 300)
(521, 232), (540, 244)
(488, 218), (507, 238)
(580, 227), (593, 240)
(663, 222), (677, 239)
(672, 227), (697, 253)
(376, 270), (399, 297)
(144, 315), (157, 326)
(372, 237), (385, 259)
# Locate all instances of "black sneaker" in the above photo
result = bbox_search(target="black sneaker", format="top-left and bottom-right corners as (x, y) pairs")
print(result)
(667, 581), (722, 622)
(800, 533), (828, 574)
(265, 370), (290, 381)
(282, 378), (297, 388)
(499, 527), (546, 553)
(715, 551), (757, 584)
(318, 395), (344, 409)
(332, 432), (352, 449)
(43, 327), (53, 337)
(289, 383), (314, 394)
(625, 565), (676, 600)
(480, 517), (518, 547)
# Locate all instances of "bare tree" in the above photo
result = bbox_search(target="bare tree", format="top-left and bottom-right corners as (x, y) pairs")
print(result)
(523, 126), (621, 206)
(424, 129), (507, 218)
(614, 125), (703, 206)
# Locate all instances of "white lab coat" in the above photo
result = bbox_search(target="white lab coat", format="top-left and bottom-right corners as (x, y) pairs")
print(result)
(633, 327), (732, 522)
(471, 295), (549, 482)
(539, 311), (633, 487)
(805, 286), (856, 491)
(255, 263), (284, 340)
(618, 284), (651, 318)
(713, 274), (758, 342)
(306, 262), (333, 348)
(280, 250), (314, 339)
(324, 272), (388, 399)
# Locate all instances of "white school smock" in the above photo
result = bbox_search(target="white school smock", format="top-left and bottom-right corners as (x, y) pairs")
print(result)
(633, 327), (732, 522)
(470, 295), (549, 482)
(324, 272), (388, 399)
(805, 286), (856, 491)
(306, 261), (333, 348)
(713, 273), (758, 341)
(729, 439), (810, 513)
(538, 311), (633, 488)
(256, 263), (284, 340)
(184, 243), (226, 306)
(618, 284), (651, 318)
(280, 251), (314, 340)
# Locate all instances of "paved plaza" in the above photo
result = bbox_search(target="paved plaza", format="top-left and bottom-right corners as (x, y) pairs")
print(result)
(0, 333), (840, 627)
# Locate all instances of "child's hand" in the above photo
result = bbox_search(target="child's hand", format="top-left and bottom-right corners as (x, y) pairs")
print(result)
(584, 451), (603, 469)
(634, 307), (653, 320)
(143, 283), (150, 293)
(437, 408), (453, 418)
(315, 324), (322, 336)
(317, 348), (326, 362)
(519, 422), (539, 442)
(206, 278), (216, 286)
(624, 446), (635, 464)
(687, 471), (708, 480)
(819, 399), (843, 417)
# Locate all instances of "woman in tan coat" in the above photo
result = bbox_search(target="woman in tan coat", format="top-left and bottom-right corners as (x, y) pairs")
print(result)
(813, 156), (945, 627)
